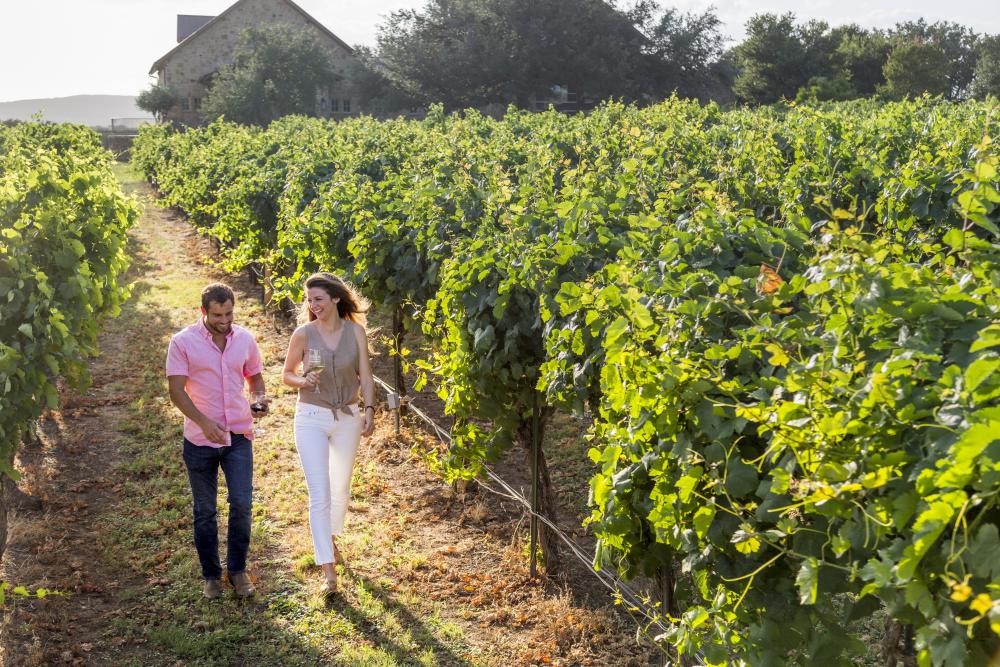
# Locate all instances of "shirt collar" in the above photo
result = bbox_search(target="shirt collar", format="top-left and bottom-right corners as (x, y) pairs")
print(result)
(198, 319), (235, 340)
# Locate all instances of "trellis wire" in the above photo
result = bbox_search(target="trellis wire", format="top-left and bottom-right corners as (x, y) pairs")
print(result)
(370, 373), (678, 643)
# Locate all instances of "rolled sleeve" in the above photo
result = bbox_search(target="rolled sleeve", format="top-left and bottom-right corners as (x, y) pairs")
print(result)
(166, 336), (189, 377)
(243, 337), (263, 378)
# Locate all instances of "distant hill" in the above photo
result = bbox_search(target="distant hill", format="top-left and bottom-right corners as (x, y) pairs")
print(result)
(0, 95), (154, 128)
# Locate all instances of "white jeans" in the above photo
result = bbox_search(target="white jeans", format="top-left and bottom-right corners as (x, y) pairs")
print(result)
(294, 402), (363, 566)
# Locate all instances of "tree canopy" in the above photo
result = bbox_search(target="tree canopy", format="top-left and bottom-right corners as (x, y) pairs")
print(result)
(972, 34), (1000, 99)
(200, 24), (338, 125)
(732, 13), (812, 105)
(361, 0), (724, 111)
(882, 41), (951, 100)
(136, 84), (179, 122)
(889, 20), (980, 99)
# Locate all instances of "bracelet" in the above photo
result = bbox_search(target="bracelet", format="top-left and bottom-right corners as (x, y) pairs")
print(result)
(365, 405), (375, 412)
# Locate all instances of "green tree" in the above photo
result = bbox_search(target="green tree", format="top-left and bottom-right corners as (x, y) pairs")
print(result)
(834, 26), (890, 96)
(373, 0), (665, 110)
(972, 34), (1000, 99)
(733, 13), (830, 104)
(795, 73), (856, 102)
(890, 20), (980, 98)
(375, 0), (517, 108)
(503, 0), (650, 105)
(201, 24), (338, 125)
(798, 19), (841, 79)
(349, 46), (422, 115)
(882, 40), (951, 99)
(136, 84), (178, 122)
(629, 4), (725, 99)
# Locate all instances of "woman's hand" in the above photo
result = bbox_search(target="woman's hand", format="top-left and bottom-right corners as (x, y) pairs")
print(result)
(301, 371), (320, 389)
(361, 408), (375, 437)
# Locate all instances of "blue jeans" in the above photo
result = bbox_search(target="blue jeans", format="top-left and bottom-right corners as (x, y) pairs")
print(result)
(182, 435), (253, 580)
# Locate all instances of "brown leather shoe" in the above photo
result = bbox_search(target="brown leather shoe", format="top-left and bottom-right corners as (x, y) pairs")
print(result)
(227, 571), (256, 597)
(203, 578), (223, 599)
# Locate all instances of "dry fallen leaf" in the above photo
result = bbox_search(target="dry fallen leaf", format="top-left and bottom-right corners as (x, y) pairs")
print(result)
(756, 263), (784, 296)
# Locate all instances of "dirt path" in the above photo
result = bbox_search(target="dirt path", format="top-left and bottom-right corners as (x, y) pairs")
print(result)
(0, 168), (656, 666)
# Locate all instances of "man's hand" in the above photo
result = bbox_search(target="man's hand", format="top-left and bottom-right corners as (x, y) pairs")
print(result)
(250, 394), (273, 416)
(201, 420), (229, 445)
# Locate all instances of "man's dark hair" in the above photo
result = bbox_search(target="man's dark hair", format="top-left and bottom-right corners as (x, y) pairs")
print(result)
(201, 283), (235, 310)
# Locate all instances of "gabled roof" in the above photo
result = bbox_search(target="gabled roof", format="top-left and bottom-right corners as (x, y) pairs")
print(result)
(149, 0), (354, 75)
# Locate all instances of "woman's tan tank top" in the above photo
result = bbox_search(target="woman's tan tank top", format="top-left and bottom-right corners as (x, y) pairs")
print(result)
(298, 320), (361, 418)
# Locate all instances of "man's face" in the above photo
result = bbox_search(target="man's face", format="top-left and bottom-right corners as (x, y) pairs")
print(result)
(201, 300), (234, 335)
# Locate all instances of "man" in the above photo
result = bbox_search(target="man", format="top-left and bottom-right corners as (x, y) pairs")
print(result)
(166, 283), (268, 599)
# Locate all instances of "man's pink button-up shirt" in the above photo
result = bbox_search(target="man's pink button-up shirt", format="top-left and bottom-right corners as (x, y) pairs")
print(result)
(166, 321), (264, 448)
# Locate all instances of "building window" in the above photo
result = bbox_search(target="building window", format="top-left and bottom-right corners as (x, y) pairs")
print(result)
(342, 99), (351, 113)
(193, 97), (201, 110)
(332, 99), (340, 113)
(180, 97), (190, 111)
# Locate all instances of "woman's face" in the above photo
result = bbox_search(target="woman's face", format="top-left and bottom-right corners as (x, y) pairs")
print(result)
(307, 287), (339, 320)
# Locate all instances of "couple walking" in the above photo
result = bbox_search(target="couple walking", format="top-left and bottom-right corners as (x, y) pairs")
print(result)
(166, 273), (374, 599)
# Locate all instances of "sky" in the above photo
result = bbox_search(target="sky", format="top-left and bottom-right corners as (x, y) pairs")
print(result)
(0, 0), (997, 102)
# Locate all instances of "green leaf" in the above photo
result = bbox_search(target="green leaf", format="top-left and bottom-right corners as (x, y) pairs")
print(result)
(796, 557), (819, 605)
(676, 466), (703, 502)
(957, 190), (987, 215)
(473, 325), (495, 353)
(555, 282), (583, 312)
(897, 492), (965, 581)
(770, 467), (791, 494)
(604, 316), (629, 351)
(693, 505), (716, 540)
(965, 357), (1000, 391)
(628, 301), (654, 331)
(941, 228), (966, 251)
(765, 343), (789, 367)
(967, 524), (1000, 579)
(972, 215), (1000, 235)
(970, 325), (1000, 353)
(732, 528), (761, 554)
(726, 457), (758, 497)
(974, 161), (997, 181)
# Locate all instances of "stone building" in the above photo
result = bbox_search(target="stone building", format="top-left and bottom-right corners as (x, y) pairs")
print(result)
(148, 0), (359, 125)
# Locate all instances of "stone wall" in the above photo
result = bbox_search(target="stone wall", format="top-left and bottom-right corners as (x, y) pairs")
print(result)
(156, 0), (358, 125)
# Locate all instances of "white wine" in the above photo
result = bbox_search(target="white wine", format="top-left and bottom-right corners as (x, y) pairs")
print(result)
(305, 349), (325, 393)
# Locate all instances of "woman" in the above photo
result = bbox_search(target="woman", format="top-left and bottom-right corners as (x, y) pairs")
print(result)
(282, 272), (375, 595)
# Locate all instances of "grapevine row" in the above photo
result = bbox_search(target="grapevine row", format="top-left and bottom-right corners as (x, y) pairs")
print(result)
(0, 123), (138, 484)
(132, 97), (1000, 666)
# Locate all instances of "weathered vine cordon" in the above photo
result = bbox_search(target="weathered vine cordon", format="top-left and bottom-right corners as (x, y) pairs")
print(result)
(134, 97), (999, 666)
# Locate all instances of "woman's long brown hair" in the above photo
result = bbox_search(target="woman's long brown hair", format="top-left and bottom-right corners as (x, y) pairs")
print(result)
(298, 272), (370, 329)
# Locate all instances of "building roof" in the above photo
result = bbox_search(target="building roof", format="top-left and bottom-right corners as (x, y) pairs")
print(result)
(149, 0), (354, 75)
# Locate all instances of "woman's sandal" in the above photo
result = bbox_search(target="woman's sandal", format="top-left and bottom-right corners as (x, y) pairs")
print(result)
(320, 574), (338, 597)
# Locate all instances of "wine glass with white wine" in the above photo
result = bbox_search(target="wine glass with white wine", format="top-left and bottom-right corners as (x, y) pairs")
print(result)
(306, 348), (325, 394)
